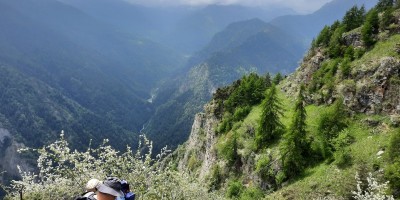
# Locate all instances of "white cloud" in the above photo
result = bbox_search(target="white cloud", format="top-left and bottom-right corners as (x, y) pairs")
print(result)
(124, 0), (333, 14)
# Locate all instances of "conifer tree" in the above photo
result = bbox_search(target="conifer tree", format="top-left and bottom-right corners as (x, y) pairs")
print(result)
(328, 26), (345, 58)
(272, 73), (283, 85)
(280, 85), (310, 178)
(376, 0), (394, 12)
(380, 8), (395, 30)
(315, 25), (332, 47)
(256, 84), (284, 149)
(264, 72), (272, 88)
(342, 5), (366, 31)
(362, 9), (379, 47)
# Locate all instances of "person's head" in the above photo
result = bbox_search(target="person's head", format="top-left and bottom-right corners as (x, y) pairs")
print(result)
(86, 178), (101, 192)
(96, 177), (124, 200)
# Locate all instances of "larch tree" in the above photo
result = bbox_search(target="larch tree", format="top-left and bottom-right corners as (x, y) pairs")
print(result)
(280, 85), (310, 178)
(256, 84), (284, 149)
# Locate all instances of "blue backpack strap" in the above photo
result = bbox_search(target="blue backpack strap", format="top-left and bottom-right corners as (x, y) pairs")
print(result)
(126, 192), (135, 200)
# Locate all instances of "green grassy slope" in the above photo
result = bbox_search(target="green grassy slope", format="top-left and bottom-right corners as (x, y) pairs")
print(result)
(213, 87), (397, 199)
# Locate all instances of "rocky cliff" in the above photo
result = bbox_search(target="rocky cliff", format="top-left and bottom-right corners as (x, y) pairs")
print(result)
(178, 101), (219, 180)
(283, 37), (400, 120)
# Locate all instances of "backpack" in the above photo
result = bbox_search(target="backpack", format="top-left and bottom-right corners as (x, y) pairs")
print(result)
(74, 191), (97, 200)
(125, 192), (135, 200)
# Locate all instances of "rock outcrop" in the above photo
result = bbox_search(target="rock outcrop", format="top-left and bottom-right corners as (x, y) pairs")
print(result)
(178, 101), (219, 180)
(283, 49), (400, 116)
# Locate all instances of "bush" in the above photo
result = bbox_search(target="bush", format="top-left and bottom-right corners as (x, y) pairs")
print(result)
(255, 154), (272, 181)
(226, 180), (244, 198)
(233, 106), (251, 122)
(353, 172), (394, 200)
(219, 132), (240, 167)
(387, 130), (400, 161)
(218, 112), (233, 133)
(340, 59), (352, 78)
(1, 133), (223, 200)
(385, 161), (400, 197)
(332, 129), (354, 168)
(315, 99), (348, 159)
(354, 48), (366, 59)
(208, 165), (223, 191)
(344, 46), (355, 60)
(188, 153), (200, 172)
(239, 186), (264, 200)
(333, 149), (352, 168)
(385, 130), (400, 197)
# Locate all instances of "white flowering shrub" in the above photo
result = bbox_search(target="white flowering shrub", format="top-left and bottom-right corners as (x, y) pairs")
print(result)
(352, 172), (394, 200)
(1, 132), (224, 200)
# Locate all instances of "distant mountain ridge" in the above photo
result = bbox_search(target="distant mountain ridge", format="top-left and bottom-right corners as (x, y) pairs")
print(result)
(145, 17), (306, 151)
(270, 0), (378, 45)
(0, 0), (184, 186)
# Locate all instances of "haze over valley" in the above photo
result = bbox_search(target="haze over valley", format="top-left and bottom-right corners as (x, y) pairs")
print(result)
(4, 1), (397, 199)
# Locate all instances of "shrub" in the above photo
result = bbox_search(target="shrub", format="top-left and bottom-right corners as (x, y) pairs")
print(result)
(385, 130), (400, 197)
(219, 132), (240, 167)
(387, 130), (400, 161)
(344, 46), (355, 60)
(226, 180), (244, 198)
(354, 48), (366, 59)
(255, 154), (272, 181)
(315, 99), (348, 159)
(1, 132), (223, 200)
(239, 186), (264, 200)
(340, 58), (352, 78)
(218, 112), (233, 133)
(385, 161), (400, 197)
(233, 106), (252, 122)
(352, 172), (394, 200)
(207, 164), (224, 191)
(333, 149), (352, 168)
(188, 153), (200, 172)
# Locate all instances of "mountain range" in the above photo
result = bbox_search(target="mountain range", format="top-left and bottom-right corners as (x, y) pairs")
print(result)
(0, 0), (379, 194)
(144, 0), (378, 151)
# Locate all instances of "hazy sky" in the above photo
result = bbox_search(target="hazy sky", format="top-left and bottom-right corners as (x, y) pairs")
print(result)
(124, 0), (333, 14)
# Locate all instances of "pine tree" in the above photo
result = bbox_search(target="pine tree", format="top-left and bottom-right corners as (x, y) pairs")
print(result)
(256, 84), (284, 149)
(342, 5), (366, 31)
(273, 73), (283, 85)
(280, 85), (310, 178)
(376, 0), (394, 12)
(362, 10), (377, 47)
(315, 25), (332, 47)
(264, 72), (272, 88)
(381, 8), (394, 31)
(328, 26), (345, 58)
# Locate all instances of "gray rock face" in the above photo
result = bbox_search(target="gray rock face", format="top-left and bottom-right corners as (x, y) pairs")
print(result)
(178, 101), (219, 180)
(0, 128), (10, 143)
(343, 30), (364, 47)
(283, 47), (400, 115)
(0, 128), (33, 183)
(350, 57), (400, 114)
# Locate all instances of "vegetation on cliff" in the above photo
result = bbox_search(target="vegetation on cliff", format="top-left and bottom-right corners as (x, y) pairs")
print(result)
(2, 0), (400, 199)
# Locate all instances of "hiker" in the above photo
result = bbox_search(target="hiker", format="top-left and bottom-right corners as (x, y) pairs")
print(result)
(121, 180), (136, 200)
(74, 178), (101, 200)
(96, 177), (124, 200)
